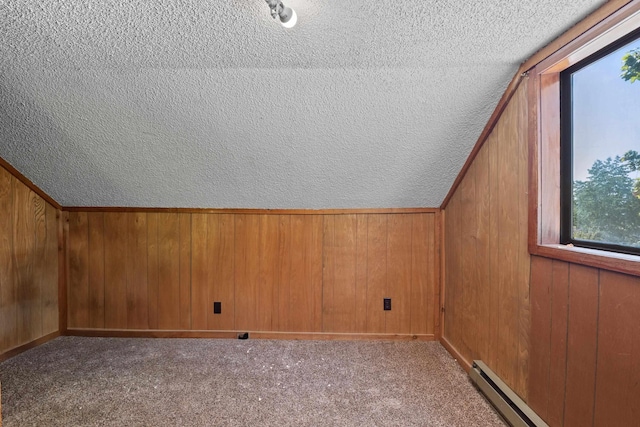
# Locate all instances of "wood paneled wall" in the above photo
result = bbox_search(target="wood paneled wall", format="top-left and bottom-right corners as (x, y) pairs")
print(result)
(443, 73), (640, 427)
(443, 80), (530, 398)
(0, 165), (59, 358)
(67, 211), (439, 336)
(529, 256), (640, 427)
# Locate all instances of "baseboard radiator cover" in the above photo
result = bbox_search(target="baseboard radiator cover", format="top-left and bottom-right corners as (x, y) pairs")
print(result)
(470, 360), (548, 427)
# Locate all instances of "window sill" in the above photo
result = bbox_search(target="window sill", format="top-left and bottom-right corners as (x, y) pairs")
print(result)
(531, 243), (640, 277)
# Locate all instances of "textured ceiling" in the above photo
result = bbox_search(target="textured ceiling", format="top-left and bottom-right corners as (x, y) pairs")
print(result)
(0, 0), (604, 208)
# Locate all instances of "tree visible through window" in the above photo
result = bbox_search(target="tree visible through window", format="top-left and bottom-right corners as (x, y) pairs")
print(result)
(561, 30), (640, 254)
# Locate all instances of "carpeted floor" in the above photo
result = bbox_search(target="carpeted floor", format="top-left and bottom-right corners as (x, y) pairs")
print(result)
(0, 337), (505, 426)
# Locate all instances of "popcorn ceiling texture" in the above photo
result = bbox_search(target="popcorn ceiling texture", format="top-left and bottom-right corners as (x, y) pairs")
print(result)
(0, 0), (603, 208)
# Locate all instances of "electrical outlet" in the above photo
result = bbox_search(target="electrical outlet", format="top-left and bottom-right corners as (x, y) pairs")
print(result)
(213, 302), (222, 314)
(384, 298), (391, 311)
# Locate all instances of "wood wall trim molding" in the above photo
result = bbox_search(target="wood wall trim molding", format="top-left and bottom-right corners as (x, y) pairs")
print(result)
(63, 207), (440, 215)
(520, 0), (636, 73)
(534, 245), (640, 277)
(439, 336), (472, 373)
(66, 329), (435, 341)
(529, 2), (640, 277)
(0, 331), (60, 363)
(0, 158), (61, 210)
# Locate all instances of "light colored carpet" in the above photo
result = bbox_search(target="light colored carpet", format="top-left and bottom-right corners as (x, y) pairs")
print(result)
(0, 337), (505, 426)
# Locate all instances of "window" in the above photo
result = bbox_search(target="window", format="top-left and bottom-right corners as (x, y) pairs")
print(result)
(529, 2), (640, 276)
(560, 29), (640, 256)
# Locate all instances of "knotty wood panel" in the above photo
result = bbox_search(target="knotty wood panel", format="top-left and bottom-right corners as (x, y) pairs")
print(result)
(443, 81), (530, 399)
(67, 211), (438, 337)
(0, 165), (59, 357)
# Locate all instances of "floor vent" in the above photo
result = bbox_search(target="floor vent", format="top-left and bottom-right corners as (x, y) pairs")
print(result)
(470, 360), (548, 427)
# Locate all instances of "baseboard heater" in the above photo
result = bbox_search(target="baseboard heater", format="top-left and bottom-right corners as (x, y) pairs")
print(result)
(470, 360), (548, 427)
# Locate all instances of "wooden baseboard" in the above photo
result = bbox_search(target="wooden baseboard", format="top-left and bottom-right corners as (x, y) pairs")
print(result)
(66, 329), (436, 341)
(0, 331), (61, 363)
(439, 336), (472, 372)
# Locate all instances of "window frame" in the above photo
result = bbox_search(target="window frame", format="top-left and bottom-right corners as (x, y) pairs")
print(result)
(529, 1), (640, 276)
(558, 27), (640, 257)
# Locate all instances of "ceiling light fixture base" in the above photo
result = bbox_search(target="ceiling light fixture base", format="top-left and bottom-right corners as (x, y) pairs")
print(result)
(265, 0), (297, 28)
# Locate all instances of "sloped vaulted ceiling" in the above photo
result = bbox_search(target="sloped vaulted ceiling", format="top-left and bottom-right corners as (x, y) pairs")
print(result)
(0, 0), (604, 208)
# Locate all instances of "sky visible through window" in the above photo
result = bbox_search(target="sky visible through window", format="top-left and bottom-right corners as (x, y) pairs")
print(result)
(572, 37), (640, 182)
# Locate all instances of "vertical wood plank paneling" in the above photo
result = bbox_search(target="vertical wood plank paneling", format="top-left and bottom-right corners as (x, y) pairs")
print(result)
(355, 214), (368, 333)
(529, 256), (553, 420)
(289, 215), (319, 332)
(594, 271), (640, 427)
(67, 212), (89, 329)
(322, 216), (335, 331)
(496, 99), (520, 388)
(191, 214), (209, 330)
(425, 213), (436, 335)
(386, 214), (412, 334)
(234, 214), (260, 331)
(475, 143), (491, 361)
(410, 214), (429, 335)
(64, 210), (439, 341)
(157, 213), (180, 329)
(87, 212), (105, 329)
(33, 195), (46, 339)
(0, 167), (59, 356)
(258, 215), (279, 331)
(126, 213), (148, 329)
(104, 213), (127, 329)
(515, 83), (531, 400)
(179, 214), (191, 330)
(147, 213), (159, 329)
(14, 186), (39, 343)
(328, 214), (358, 333)
(0, 168), (15, 350)
(442, 81), (531, 401)
(209, 214), (235, 330)
(444, 190), (460, 345)
(275, 215), (291, 332)
(564, 264), (599, 427)
(60, 211), (68, 333)
(487, 131), (500, 370)
(366, 215), (387, 333)
(460, 164), (477, 356)
(548, 260), (569, 427)
(42, 203), (59, 334)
